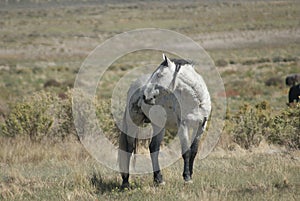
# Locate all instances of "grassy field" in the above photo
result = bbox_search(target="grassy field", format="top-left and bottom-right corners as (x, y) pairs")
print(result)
(0, 0), (299, 200)
(1, 137), (299, 200)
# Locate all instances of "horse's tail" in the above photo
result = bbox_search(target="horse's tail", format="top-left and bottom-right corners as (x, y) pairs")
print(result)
(118, 132), (138, 173)
(118, 131), (127, 173)
(132, 137), (138, 171)
(118, 110), (130, 173)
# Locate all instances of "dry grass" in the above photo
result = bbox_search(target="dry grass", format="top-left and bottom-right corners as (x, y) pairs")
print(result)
(0, 136), (299, 200)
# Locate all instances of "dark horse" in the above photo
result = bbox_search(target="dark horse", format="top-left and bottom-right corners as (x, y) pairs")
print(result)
(288, 84), (300, 104)
(118, 55), (211, 188)
(286, 74), (300, 104)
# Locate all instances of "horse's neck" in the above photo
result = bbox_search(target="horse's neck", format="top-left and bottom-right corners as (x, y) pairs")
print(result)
(177, 67), (199, 90)
(176, 67), (210, 104)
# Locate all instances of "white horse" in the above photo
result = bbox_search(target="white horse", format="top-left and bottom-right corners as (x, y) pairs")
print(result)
(119, 54), (211, 188)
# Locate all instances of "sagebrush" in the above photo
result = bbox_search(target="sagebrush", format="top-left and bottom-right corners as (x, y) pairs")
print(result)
(228, 101), (300, 149)
(1, 91), (299, 150)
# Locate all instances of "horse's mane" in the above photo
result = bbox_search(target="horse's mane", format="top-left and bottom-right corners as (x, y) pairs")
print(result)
(160, 58), (193, 67)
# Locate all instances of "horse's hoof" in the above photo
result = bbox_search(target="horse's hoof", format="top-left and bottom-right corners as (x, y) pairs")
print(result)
(121, 182), (130, 190)
(183, 175), (191, 182)
(154, 180), (166, 186)
(184, 179), (193, 184)
(158, 181), (166, 186)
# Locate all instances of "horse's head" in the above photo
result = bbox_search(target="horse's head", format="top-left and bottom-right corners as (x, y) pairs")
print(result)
(143, 54), (191, 105)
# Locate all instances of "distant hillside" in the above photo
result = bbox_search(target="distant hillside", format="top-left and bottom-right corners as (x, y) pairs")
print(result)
(0, 0), (288, 10)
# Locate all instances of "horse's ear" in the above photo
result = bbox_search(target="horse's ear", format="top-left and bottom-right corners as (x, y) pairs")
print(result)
(162, 53), (172, 67)
(162, 53), (167, 61)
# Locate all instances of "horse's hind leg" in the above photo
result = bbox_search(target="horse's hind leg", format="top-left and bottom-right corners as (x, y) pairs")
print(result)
(119, 132), (135, 189)
(149, 127), (165, 185)
(189, 128), (203, 179)
(189, 119), (206, 179)
(178, 122), (192, 182)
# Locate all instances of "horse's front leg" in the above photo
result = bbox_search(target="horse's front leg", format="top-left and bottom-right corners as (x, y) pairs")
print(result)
(119, 132), (135, 189)
(178, 121), (192, 182)
(149, 126), (165, 185)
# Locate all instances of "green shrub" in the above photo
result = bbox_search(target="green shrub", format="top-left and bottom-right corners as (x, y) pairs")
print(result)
(70, 90), (119, 144)
(51, 90), (77, 141)
(266, 103), (300, 149)
(228, 101), (300, 150)
(230, 101), (270, 149)
(0, 90), (77, 142)
(0, 89), (122, 144)
(1, 90), (299, 150)
(1, 92), (54, 141)
(95, 99), (120, 145)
